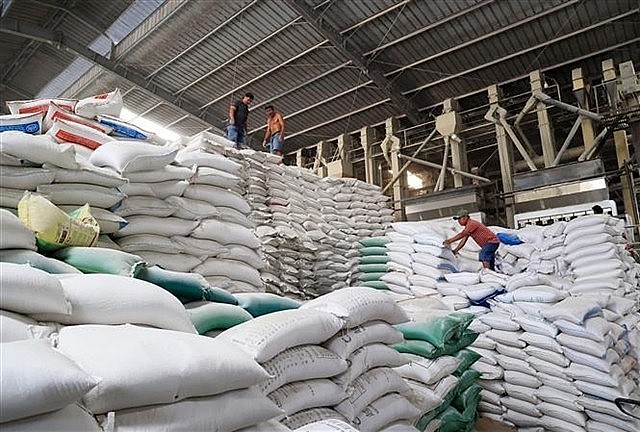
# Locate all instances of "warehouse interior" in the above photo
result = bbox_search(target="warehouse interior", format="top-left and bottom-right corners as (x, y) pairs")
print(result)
(1, 1), (640, 431)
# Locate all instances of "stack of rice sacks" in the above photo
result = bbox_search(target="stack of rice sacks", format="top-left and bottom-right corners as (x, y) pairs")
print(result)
(169, 143), (266, 293)
(216, 301), (348, 429)
(0, 216), (284, 431)
(298, 287), (420, 431)
(357, 236), (392, 291)
(392, 298), (482, 432)
(469, 215), (640, 431)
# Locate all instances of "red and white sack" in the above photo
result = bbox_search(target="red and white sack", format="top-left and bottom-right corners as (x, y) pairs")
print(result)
(47, 119), (114, 150)
(43, 103), (112, 134)
(74, 88), (123, 118)
(6, 98), (76, 115)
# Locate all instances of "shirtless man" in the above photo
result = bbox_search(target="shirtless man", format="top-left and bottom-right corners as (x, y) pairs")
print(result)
(262, 105), (285, 156)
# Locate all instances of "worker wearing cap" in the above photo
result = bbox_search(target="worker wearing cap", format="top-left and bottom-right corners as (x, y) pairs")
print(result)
(443, 210), (500, 270)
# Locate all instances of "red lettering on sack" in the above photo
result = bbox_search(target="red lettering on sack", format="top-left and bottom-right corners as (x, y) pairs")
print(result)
(55, 130), (102, 150)
(19, 104), (49, 114)
(94, 93), (109, 99)
(52, 111), (108, 133)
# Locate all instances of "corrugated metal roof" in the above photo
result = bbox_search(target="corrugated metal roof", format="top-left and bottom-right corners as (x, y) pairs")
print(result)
(2, 0), (639, 152)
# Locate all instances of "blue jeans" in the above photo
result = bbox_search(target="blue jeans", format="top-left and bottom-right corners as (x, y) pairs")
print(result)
(226, 125), (245, 148)
(479, 242), (499, 269)
(269, 132), (284, 153)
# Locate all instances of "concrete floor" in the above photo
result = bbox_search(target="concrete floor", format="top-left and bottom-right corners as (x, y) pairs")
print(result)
(474, 417), (516, 432)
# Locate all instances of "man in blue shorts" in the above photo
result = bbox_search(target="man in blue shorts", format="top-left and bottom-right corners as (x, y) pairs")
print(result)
(227, 92), (254, 149)
(262, 105), (285, 156)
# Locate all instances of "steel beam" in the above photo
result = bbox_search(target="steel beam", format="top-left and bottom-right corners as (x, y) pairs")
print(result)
(382, 127), (438, 194)
(398, 154), (491, 183)
(488, 85), (515, 227)
(0, 18), (222, 131)
(146, 0), (258, 79)
(572, 67), (596, 149)
(199, 40), (327, 110)
(176, 17), (301, 95)
(390, 0), (577, 78)
(404, 8), (638, 96)
(284, 0), (422, 124)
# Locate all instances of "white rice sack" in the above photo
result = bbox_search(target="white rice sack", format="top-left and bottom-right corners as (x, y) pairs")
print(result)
(404, 379), (443, 414)
(1, 340), (99, 423)
(116, 234), (178, 253)
(443, 271), (480, 285)
(292, 418), (358, 432)
(0, 209), (36, 250)
(542, 297), (603, 324)
(585, 412), (638, 432)
(497, 286), (567, 303)
(89, 141), (178, 173)
(0, 166), (54, 190)
(411, 262), (442, 279)
(137, 251), (204, 273)
(43, 162), (127, 188)
(236, 419), (291, 432)
(354, 393), (420, 432)
(268, 379), (346, 417)
(118, 180), (188, 200)
(36, 183), (125, 208)
(31, 274), (195, 333)
(526, 356), (569, 379)
(259, 345), (348, 394)
(47, 118), (114, 150)
(6, 98), (75, 115)
(1, 310), (41, 343)
(501, 397), (541, 417)
(485, 329), (525, 348)
(191, 166), (241, 189)
(525, 346), (570, 367)
(519, 332), (562, 352)
(335, 367), (410, 421)
(512, 314), (558, 337)
(564, 347), (619, 373)
(175, 150), (242, 175)
(192, 219), (261, 248)
(0, 131), (78, 168)
(218, 309), (344, 363)
(101, 388), (282, 432)
(112, 196), (176, 217)
(0, 404), (101, 432)
(553, 317), (611, 342)
(183, 185), (250, 214)
(578, 396), (636, 421)
(557, 333), (610, 358)
(43, 103), (112, 134)
(496, 355), (536, 375)
(282, 408), (347, 430)
(333, 344), (408, 387)
(112, 216), (197, 238)
(504, 370), (542, 389)
(0, 263), (70, 315)
(503, 383), (539, 405)
(566, 363), (623, 387)
(323, 320), (403, 358)
(394, 354), (460, 386)
(57, 324), (269, 413)
(193, 258), (262, 287)
(301, 287), (409, 328)
(75, 88), (123, 118)
(478, 312), (520, 331)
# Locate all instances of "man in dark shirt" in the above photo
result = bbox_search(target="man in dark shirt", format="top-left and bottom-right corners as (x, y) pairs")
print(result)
(227, 92), (254, 149)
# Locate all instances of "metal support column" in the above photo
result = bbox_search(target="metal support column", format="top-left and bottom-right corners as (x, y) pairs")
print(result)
(296, 149), (304, 167)
(335, 133), (353, 178)
(438, 98), (467, 187)
(360, 126), (377, 185)
(313, 140), (330, 177)
(489, 85), (515, 227)
(614, 130), (637, 225)
(386, 117), (405, 220)
(572, 67), (595, 149)
(530, 70), (557, 167)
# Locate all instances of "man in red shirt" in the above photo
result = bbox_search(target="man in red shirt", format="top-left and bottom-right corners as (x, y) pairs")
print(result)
(443, 210), (500, 270)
